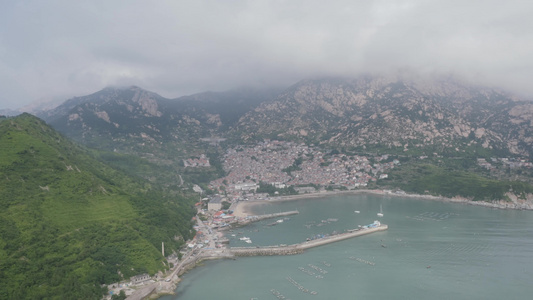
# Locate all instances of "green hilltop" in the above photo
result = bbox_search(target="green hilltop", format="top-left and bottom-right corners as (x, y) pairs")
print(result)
(0, 113), (196, 299)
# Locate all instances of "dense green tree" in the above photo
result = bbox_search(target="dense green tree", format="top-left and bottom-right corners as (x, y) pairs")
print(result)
(0, 114), (197, 299)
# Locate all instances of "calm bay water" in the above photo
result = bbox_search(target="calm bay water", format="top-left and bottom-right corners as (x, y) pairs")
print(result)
(161, 194), (533, 299)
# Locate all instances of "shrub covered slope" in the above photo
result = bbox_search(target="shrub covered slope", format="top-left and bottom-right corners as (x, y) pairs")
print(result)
(0, 114), (196, 299)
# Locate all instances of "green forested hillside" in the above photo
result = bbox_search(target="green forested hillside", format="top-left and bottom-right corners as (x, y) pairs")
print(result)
(381, 162), (533, 201)
(0, 114), (196, 299)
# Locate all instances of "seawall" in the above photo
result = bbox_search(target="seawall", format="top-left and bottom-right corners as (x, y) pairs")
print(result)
(237, 210), (299, 225)
(229, 224), (388, 257)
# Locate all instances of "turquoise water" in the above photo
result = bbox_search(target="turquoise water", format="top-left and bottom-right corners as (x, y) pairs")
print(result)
(161, 194), (533, 299)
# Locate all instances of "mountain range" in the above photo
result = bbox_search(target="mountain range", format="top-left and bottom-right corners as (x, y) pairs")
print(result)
(236, 76), (533, 157)
(39, 86), (281, 152)
(38, 75), (533, 160)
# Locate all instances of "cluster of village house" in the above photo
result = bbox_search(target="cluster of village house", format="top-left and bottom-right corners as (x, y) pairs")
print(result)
(203, 141), (533, 201)
(194, 209), (238, 238)
(207, 140), (400, 202)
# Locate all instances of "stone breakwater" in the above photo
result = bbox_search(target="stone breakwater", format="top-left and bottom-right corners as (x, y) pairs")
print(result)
(238, 210), (300, 225)
(229, 224), (388, 257)
(232, 246), (305, 256)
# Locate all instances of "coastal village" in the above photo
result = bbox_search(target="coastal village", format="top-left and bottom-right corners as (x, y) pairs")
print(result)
(208, 140), (400, 201)
(108, 140), (533, 299)
(205, 140), (531, 204)
(106, 140), (398, 298)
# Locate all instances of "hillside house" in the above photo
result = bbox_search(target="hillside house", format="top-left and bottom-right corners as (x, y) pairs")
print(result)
(130, 273), (150, 285)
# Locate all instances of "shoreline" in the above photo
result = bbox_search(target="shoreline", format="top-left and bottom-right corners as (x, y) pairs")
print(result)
(145, 188), (531, 300)
(233, 188), (533, 217)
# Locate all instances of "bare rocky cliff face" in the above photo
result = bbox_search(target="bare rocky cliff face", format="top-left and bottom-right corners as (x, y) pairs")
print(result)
(39, 76), (532, 159)
(235, 77), (532, 157)
(41, 86), (179, 152)
(40, 86), (281, 155)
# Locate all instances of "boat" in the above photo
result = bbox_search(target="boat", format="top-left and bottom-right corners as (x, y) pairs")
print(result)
(354, 210), (360, 213)
(377, 204), (384, 217)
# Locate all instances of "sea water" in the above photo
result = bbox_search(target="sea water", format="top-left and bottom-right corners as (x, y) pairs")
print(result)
(161, 194), (533, 299)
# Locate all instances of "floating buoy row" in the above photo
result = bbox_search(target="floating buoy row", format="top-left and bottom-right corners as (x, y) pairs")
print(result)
(298, 266), (315, 276)
(270, 289), (289, 300)
(308, 264), (328, 274)
(407, 211), (457, 222)
(349, 256), (375, 266)
(286, 276), (318, 295)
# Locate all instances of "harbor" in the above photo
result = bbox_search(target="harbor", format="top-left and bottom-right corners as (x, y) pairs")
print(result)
(123, 203), (387, 299)
(159, 193), (533, 300)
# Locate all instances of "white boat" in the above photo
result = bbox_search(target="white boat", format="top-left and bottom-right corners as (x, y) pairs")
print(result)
(354, 210), (360, 214)
(377, 204), (384, 217)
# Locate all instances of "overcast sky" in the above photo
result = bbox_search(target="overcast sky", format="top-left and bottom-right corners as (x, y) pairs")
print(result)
(1, 0), (533, 110)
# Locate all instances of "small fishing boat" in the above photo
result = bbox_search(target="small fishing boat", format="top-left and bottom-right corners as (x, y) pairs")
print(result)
(377, 204), (384, 217)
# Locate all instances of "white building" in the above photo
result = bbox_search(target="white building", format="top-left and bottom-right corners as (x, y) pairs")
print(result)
(233, 182), (258, 192)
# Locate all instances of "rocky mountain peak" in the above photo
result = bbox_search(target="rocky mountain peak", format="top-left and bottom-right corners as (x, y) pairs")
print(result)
(235, 76), (532, 157)
(37, 75), (532, 159)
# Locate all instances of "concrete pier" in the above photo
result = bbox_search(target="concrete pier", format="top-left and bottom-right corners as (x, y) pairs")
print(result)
(229, 224), (388, 257)
(238, 210), (299, 225)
